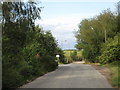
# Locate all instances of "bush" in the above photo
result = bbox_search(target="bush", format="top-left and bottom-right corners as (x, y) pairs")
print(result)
(41, 55), (58, 72)
(82, 45), (99, 63)
(2, 67), (23, 88)
(98, 35), (120, 64)
(70, 50), (78, 61)
(2, 2), (61, 88)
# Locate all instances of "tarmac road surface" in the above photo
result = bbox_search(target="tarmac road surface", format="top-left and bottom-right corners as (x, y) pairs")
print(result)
(20, 63), (113, 88)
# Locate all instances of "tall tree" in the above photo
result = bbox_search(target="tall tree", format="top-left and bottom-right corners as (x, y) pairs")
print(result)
(75, 9), (118, 62)
(2, 2), (42, 88)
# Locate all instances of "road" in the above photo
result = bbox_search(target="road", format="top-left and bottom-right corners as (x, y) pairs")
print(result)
(20, 63), (112, 88)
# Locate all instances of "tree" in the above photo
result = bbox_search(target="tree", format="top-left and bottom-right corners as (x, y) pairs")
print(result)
(2, 2), (42, 88)
(75, 9), (118, 63)
(70, 50), (78, 61)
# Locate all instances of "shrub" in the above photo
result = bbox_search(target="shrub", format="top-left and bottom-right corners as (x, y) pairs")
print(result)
(41, 55), (58, 72)
(98, 34), (120, 64)
(82, 45), (99, 63)
(70, 50), (78, 61)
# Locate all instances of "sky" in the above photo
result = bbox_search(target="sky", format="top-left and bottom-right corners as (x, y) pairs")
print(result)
(35, 0), (119, 50)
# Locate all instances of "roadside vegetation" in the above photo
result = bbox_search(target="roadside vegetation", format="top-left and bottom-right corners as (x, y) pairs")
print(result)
(63, 50), (83, 63)
(104, 62), (119, 87)
(1, 1), (120, 89)
(2, 2), (64, 88)
(75, 2), (120, 88)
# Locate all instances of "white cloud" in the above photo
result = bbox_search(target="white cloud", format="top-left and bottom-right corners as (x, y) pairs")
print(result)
(35, 13), (95, 49)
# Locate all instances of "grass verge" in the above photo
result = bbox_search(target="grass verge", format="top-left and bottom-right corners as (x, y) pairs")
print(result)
(86, 61), (119, 88)
(89, 62), (120, 90)
(103, 62), (119, 88)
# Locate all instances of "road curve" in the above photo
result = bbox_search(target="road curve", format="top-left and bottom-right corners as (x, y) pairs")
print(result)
(20, 63), (112, 88)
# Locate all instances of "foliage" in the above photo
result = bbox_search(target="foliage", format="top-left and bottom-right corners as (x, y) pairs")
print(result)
(82, 45), (99, 63)
(63, 50), (83, 62)
(97, 34), (120, 64)
(103, 61), (120, 87)
(70, 50), (78, 61)
(2, 2), (63, 88)
(75, 9), (119, 63)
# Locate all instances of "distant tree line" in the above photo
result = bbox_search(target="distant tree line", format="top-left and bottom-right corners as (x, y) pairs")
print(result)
(75, 3), (120, 64)
(2, 2), (64, 88)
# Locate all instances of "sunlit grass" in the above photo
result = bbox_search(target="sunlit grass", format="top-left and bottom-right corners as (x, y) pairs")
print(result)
(104, 62), (119, 88)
